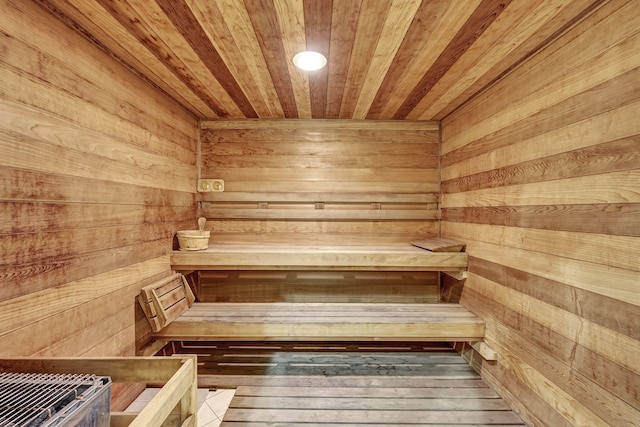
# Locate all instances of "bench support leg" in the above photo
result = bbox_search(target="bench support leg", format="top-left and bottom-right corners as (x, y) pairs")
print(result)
(469, 341), (497, 361)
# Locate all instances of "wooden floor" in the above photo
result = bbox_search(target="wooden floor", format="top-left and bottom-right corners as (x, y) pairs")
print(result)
(164, 341), (527, 426)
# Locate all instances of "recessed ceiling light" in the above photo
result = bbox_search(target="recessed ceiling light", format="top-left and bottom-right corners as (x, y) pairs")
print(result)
(293, 51), (327, 71)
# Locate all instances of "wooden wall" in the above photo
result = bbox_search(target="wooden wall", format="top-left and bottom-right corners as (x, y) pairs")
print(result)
(0, 0), (197, 400)
(440, 1), (640, 426)
(200, 119), (439, 244)
(198, 120), (440, 303)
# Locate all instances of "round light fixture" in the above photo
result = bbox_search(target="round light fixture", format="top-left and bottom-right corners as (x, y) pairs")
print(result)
(293, 51), (327, 71)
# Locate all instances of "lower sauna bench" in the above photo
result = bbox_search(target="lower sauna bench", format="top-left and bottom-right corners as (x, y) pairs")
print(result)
(150, 302), (485, 342)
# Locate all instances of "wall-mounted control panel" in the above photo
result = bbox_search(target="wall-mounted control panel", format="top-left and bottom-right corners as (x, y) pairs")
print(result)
(198, 179), (224, 192)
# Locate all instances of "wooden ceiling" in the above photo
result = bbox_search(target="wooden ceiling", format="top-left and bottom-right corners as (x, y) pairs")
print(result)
(38, 0), (601, 120)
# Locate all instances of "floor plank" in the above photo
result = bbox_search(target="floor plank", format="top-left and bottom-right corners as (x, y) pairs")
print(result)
(230, 396), (512, 411)
(223, 408), (525, 424)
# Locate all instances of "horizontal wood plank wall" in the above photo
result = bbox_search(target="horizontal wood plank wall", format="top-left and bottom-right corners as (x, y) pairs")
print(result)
(198, 120), (440, 302)
(440, 1), (640, 426)
(0, 0), (197, 404)
(198, 271), (439, 304)
(200, 119), (440, 245)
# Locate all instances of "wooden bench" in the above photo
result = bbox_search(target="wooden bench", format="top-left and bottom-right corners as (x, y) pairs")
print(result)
(140, 239), (487, 344)
(138, 274), (484, 342)
(147, 301), (485, 342)
(170, 242), (468, 272)
(141, 238), (485, 343)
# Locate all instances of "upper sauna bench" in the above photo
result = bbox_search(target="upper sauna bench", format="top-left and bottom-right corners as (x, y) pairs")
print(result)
(170, 241), (468, 272)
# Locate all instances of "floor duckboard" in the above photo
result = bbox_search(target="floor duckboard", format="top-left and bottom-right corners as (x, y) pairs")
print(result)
(164, 341), (526, 426)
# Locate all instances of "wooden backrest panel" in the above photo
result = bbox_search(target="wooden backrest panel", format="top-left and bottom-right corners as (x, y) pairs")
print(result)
(138, 273), (195, 332)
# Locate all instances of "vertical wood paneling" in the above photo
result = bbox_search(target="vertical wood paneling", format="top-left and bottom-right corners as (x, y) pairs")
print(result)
(303, 0), (332, 119)
(325, 0), (362, 119)
(0, 0), (197, 409)
(394, 0), (511, 119)
(155, 0), (258, 118)
(34, 1), (602, 121)
(244, 0), (299, 118)
(441, 2), (640, 425)
(351, 0), (422, 120)
(366, 0), (455, 120)
(338, 0), (392, 119)
(273, 0), (310, 118)
(200, 120), (440, 245)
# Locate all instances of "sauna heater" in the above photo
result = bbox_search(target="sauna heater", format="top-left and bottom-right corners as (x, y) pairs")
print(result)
(0, 372), (111, 427)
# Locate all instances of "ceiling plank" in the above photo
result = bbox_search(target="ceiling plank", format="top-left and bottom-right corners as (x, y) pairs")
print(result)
(304, 0), (332, 119)
(374, 0), (482, 120)
(422, 0), (606, 120)
(339, 0), (392, 119)
(218, 0), (288, 118)
(274, 0), (312, 118)
(412, 0), (582, 119)
(366, 0), (453, 120)
(94, 0), (237, 118)
(393, 0), (512, 119)
(245, 0), (299, 118)
(326, 0), (362, 119)
(155, 0), (257, 118)
(352, 0), (422, 120)
(188, 0), (283, 118)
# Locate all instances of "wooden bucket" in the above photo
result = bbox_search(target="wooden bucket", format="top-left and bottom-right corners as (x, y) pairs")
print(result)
(176, 230), (210, 251)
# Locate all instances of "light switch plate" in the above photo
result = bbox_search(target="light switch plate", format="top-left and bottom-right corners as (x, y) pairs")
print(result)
(198, 179), (224, 192)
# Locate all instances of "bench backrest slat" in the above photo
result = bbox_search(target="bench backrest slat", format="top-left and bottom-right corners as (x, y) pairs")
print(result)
(138, 273), (195, 332)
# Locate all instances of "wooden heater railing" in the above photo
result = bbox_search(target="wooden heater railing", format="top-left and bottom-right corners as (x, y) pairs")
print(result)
(0, 355), (198, 427)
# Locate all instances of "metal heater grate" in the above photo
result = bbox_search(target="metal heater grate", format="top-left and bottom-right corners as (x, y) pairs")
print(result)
(0, 372), (111, 427)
